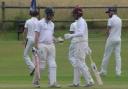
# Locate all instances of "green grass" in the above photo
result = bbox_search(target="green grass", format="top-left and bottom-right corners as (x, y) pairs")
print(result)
(0, 30), (128, 89)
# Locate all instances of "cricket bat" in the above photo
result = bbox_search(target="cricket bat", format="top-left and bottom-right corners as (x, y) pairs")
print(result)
(32, 47), (40, 80)
(89, 55), (103, 85)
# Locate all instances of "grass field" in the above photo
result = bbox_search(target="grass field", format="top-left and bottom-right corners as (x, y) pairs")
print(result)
(0, 30), (128, 89)
(0, 0), (128, 89)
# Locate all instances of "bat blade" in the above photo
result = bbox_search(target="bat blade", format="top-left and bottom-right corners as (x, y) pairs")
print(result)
(34, 54), (40, 80)
(32, 48), (40, 80)
(91, 62), (103, 85)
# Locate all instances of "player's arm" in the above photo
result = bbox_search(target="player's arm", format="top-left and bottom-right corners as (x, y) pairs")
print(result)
(35, 22), (40, 49)
(106, 19), (112, 38)
(35, 31), (40, 49)
(23, 27), (27, 39)
(23, 28), (28, 47)
(23, 21), (28, 45)
(69, 31), (74, 34)
(64, 21), (83, 39)
(69, 22), (75, 34)
(106, 26), (111, 37)
(71, 20), (85, 37)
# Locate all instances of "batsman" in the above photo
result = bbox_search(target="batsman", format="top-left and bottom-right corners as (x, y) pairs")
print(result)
(64, 6), (94, 87)
(23, 0), (39, 76)
(34, 7), (60, 88)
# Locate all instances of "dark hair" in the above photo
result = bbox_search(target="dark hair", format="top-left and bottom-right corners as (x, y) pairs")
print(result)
(29, 10), (39, 16)
(45, 7), (54, 16)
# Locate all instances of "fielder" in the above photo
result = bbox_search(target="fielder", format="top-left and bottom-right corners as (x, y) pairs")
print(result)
(99, 7), (122, 77)
(64, 6), (94, 87)
(23, 0), (39, 76)
(34, 7), (60, 88)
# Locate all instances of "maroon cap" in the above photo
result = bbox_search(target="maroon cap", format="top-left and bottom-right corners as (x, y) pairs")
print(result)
(72, 6), (83, 15)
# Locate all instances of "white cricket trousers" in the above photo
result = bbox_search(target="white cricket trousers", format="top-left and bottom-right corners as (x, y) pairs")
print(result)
(37, 43), (57, 86)
(69, 41), (93, 84)
(23, 38), (35, 72)
(101, 40), (121, 75)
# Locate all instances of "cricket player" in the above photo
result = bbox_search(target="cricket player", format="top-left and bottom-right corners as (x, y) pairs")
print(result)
(64, 6), (94, 87)
(68, 21), (81, 87)
(99, 7), (122, 77)
(34, 7), (60, 88)
(23, 0), (39, 76)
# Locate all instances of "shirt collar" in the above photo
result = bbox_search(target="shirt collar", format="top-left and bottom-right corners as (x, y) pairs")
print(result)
(78, 17), (83, 21)
(112, 14), (117, 18)
(44, 18), (52, 24)
(31, 17), (37, 20)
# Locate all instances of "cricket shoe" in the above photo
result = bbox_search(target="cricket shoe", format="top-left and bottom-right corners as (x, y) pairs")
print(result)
(85, 82), (94, 87)
(99, 71), (106, 77)
(30, 68), (35, 76)
(68, 84), (80, 87)
(116, 73), (121, 78)
(49, 83), (61, 88)
(32, 81), (40, 88)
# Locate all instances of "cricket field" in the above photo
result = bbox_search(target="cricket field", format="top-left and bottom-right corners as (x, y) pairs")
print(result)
(0, 30), (128, 89)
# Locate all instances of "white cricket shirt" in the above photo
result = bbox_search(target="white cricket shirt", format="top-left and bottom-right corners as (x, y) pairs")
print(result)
(71, 17), (88, 43)
(107, 15), (122, 41)
(35, 18), (54, 44)
(24, 17), (38, 40)
(70, 22), (77, 32)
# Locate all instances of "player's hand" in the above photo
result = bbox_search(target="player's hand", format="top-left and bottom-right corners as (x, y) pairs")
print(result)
(87, 47), (92, 55)
(35, 45), (39, 50)
(57, 37), (64, 43)
(64, 33), (72, 40)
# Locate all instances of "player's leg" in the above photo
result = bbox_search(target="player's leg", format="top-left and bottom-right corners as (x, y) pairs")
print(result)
(47, 44), (60, 87)
(23, 39), (35, 74)
(73, 67), (81, 85)
(78, 57), (94, 86)
(32, 44), (47, 87)
(69, 43), (81, 86)
(69, 58), (81, 86)
(114, 41), (121, 76)
(76, 43), (94, 86)
(100, 41), (113, 75)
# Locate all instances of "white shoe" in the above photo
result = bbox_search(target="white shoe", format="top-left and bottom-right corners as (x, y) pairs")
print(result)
(49, 83), (61, 88)
(85, 82), (94, 87)
(99, 71), (106, 77)
(68, 84), (80, 87)
(116, 73), (121, 77)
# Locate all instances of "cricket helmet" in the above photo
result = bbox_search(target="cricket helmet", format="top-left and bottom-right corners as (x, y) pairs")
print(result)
(45, 7), (54, 16)
(29, 0), (39, 16)
(29, 9), (39, 16)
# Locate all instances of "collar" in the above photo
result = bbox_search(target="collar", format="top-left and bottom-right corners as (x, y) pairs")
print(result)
(31, 17), (38, 19)
(77, 17), (83, 21)
(44, 18), (52, 24)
